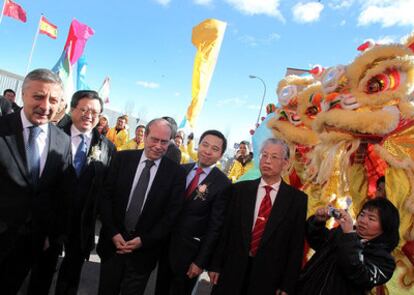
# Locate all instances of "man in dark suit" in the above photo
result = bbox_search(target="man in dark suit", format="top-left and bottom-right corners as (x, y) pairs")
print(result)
(155, 129), (231, 295)
(36, 90), (115, 294)
(0, 94), (13, 116)
(209, 138), (308, 295)
(162, 116), (182, 164)
(0, 69), (74, 294)
(3, 89), (21, 113)
(97, 118), (186, 295)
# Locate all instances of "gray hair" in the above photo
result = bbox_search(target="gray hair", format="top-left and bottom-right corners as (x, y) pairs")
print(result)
(22, 69), (63, 91)
(260, 138), (290, 160)
(145, 118), (173, 137)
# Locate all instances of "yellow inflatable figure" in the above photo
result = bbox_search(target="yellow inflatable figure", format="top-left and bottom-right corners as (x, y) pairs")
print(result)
(312, 36), (414, 295)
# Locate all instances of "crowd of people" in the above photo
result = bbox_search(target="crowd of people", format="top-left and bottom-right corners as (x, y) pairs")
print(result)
(0, 68), (400, 295)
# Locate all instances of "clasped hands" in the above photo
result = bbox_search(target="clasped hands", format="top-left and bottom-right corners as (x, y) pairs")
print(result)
(112, 233), (142, 254)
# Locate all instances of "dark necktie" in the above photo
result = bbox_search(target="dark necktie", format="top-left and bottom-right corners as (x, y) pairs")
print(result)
(124, 160), (155, 232)
(74, 134), (87, 177)
(185, 167), (204, 198)
(250, 185), (273, 257)
(26, 126), (42, 185)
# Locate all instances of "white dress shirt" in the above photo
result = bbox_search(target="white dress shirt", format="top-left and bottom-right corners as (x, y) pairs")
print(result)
(20, 109), (49, 177)
(126, 152), (162, 211)
(185, 164), (213, 188)
(70, 124), (92, 162)
(252, 178), (281, 229)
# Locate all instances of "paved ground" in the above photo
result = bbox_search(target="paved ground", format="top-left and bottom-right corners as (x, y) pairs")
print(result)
(19, 260), (213, 295)
(18, 222), (213, 295)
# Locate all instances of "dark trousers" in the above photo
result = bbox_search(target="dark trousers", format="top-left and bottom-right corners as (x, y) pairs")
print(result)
(27, 239), (62, 295)
(98, 253), (152, 295)
(55, 233), (85, 295)
(0, 231), (45, 295)
(155, 246), (198, 295)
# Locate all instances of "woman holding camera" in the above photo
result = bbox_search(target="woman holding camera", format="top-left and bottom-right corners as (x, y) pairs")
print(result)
(297, 198), (400, 295)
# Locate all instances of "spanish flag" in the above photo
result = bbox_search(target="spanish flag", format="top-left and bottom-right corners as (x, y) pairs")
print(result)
(185, 19), (226, 128)
(39, 16), (57, 39)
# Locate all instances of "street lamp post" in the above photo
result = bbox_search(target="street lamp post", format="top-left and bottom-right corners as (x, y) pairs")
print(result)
(249, 75), (267, 127)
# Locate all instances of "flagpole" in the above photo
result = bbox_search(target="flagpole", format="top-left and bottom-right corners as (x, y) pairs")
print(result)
(26, 14), (42, 74)
(0, 0), (8, 25)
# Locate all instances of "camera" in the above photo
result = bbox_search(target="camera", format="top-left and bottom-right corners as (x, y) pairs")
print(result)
(327, 206), (341, 219)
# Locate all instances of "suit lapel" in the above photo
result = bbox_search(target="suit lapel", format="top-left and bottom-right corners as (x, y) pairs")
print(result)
(241, 178), (261, 251)
(260, 181), (292, 246)
(183, 163), (195, 176)
(186, 166), (220, 201)
(3, 112), (30, 183)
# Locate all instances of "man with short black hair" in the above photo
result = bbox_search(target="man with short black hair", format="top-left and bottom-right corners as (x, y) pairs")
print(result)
(3, 88), (20, 113)
(0, 95), (13, 116)
(119, 124), (146, 150)
(106, 115), (129, 150)
(162, 116), (181, 164)
(97, 118), (186, 295)
(155, 129), (231, 295)
(0, 69), (75, 293)
(54, 90), (115, 294)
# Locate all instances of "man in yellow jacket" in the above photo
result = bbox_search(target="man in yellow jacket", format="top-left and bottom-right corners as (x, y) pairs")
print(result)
(119, 124), (145, 151)
(106, 115), (129, 150)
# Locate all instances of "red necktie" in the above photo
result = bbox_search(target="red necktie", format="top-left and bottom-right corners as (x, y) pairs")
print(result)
(185, 167), (204, 198)
(250, 185), (273, 257)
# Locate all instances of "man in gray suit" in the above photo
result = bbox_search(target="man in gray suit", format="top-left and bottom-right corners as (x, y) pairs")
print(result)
(0, 69), (74, 294)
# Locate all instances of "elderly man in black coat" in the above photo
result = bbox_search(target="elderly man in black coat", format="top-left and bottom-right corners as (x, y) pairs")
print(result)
(209, 138), (308, 295)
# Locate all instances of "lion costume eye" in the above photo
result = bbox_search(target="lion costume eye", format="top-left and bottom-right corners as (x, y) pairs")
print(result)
(305, 106), (319, 117)
(365, 69), (401, 94)
(321, 65), (346, 93)
(278, 85), (298, 107)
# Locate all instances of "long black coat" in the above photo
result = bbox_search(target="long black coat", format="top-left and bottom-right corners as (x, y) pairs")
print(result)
(297, 217), (396, 295)
(97, 149), (186, 272)
(210, 179), (308, 295)
(61, 122), (115, 257)
(0, 111), (74, 262)
(169, 163), (231, 274)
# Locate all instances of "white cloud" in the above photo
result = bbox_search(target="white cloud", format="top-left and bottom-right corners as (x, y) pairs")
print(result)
(136, 81), (160, 89)
(225, 0), (285, 21)
(216, 97), (247, 107)
(154, 0), (171, 6)
(292, 2), (324, 23)
(358, 0), (414, 27)
(239, 32), (280, 47)
(174, 92), (181, 96)
(194, 0), (213, 6)
(376, 35), (395, 44)
(329, 0), (354, 10)
(247, 104), (260, 110)
(340, 20), (346, 26)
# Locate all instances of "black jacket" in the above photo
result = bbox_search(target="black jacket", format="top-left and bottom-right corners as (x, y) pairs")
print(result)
(61, 122), (116, 257)
(97, 150), (186, 272)
(210, 179), (308, 295)
(0, 112), (75, 262)
(169, 163), (231, 274)
(0, 96), (12, 117)
(297, 217), (396, 295)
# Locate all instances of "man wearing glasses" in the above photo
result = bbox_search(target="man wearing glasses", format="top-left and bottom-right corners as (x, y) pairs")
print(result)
(208, 138), (308, 295)
(97, 118), (186, 295)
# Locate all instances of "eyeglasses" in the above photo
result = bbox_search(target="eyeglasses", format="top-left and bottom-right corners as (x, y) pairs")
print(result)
(260, 153), (285, 162)
(76, 107), (100, 118)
